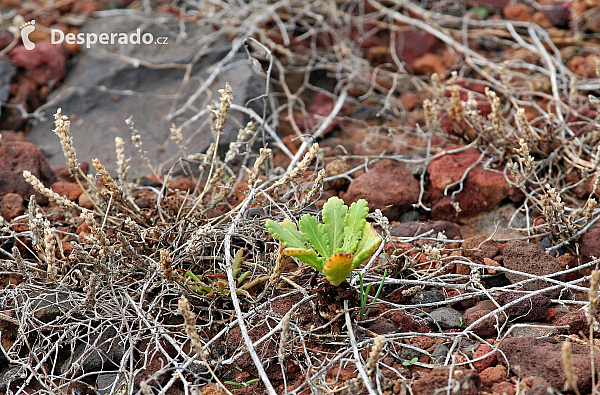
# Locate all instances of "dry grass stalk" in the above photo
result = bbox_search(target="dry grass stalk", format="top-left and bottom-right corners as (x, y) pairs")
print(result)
(278, 312), (291, 361)
(225, 121), (255, 164)
(295, 169), (325, 210)
(53, 108), (79, 176)
(170, 123), (184, 147)
(139, 382), (152, 395)
(515, 139), (535, 169)
(365, 335), (385, 377)
(270, 243), (285, 283)
(541, 184), (574, 241)
(274, 143), (319, 189)
(23, 171), (81, 211)
(213, 82), (233, 134)
(423, 99), (441, 131)
(178, 296), (203, 355)
(43, 220), (57, 279)
(92, 158), (124, 198)
(160, 249), (174, 283)
(83, 273), (98, 310)
(12, 246), (23, 271)
(248, 147), (271, 186)
(115, 137), (130, 187)
(485, 88), (503, 141)
(448, 85), (464, 123)
(27, 196), (43, 248)
(81, 208), (106, 247)
(562, 341), (581, 395)
(127, 116), (159, 178)
(517, 108), (538, 144)
(583, 198), (598, 225)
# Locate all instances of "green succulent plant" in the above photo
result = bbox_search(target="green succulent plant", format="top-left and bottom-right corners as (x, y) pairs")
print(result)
(184, 249), (268, 297)
(265, 197), (382, 286)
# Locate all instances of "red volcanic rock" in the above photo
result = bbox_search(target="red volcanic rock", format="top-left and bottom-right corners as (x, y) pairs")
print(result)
(463, 300), (507, 338)
(395, 30), (444, 66)
(390, 220), (462, 239)
(554, 310), (590, 335)
(462, 235), (499, 261)
(472, 344), (497, 372)
(345, 159), (419, 221)
(1, 193), (24, 221)
(502, 241), (564, 297)
(0, 141), (56, 204)
(50, 181), (83, 202)
(428, 147), (522, 221)
(412, 367), (481, 395)
(581, 227), (600, 258)
(480, 365), (507, 387)
(500, 337), (600, 394)
(7, 41), (69, 86)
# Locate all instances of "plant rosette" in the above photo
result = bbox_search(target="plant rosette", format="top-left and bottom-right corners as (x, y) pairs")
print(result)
(266, 197), (382, 286)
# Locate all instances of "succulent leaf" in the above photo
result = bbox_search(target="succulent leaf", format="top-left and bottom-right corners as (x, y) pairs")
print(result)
(266, 219), (309, 249)
(322, 197), (348, 255)
(283, 248), (324, 271)
(352, 222), (382, 268)
(322, 253), (354, 286)
(299, 214), (330, 259)
(343, 199), (369, 253)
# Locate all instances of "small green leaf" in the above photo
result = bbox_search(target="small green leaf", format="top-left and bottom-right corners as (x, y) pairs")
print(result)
(239, 275), (269, 290)
(185, 270), (202, 283)
(322, 253), (354, 286)
(232, 249), (244, 277)
(283, 248), (324, 271)
(237, 271), (250, 285)
(343, 199), (369, 253)
(266, 219), (309, 250)
(322, 197), (348, 255)
(352, 222), (382, 269)
(299, 214), (330, 259)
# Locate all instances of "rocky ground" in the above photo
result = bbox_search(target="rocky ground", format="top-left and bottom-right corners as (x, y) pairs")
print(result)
(2, 0), (600, 395)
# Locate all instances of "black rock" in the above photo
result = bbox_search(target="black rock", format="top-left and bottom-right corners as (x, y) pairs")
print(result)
(411, 290), (445, 305)
(27, 14), (269, 176)
(63, 326), (125, 373)
(0, 366), (25, 392)
(431, 344), (449, 365)
(0, 58), (15, 119)
(399, 342), (422, 361)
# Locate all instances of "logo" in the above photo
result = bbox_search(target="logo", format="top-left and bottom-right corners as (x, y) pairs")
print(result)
(52, 29), (168, 49)
(17, 18), (168, 51)
(20, 20), (35, 50)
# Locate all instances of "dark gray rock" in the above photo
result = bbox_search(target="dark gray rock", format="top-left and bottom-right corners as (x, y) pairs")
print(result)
(28, 290), (78, 323)
(0, 57), (15, 119)
(97, 373), (125, 395)
(429, 307), (463, 329)
(399, 342), (421, 362)
(398, 210), (421, 223)
(65, 326), (125, 373)
(28, 13), (269, 175)
(431, 344), (449, 365)
(0, 365), (25, 392)
(411, 290), (445, 305)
